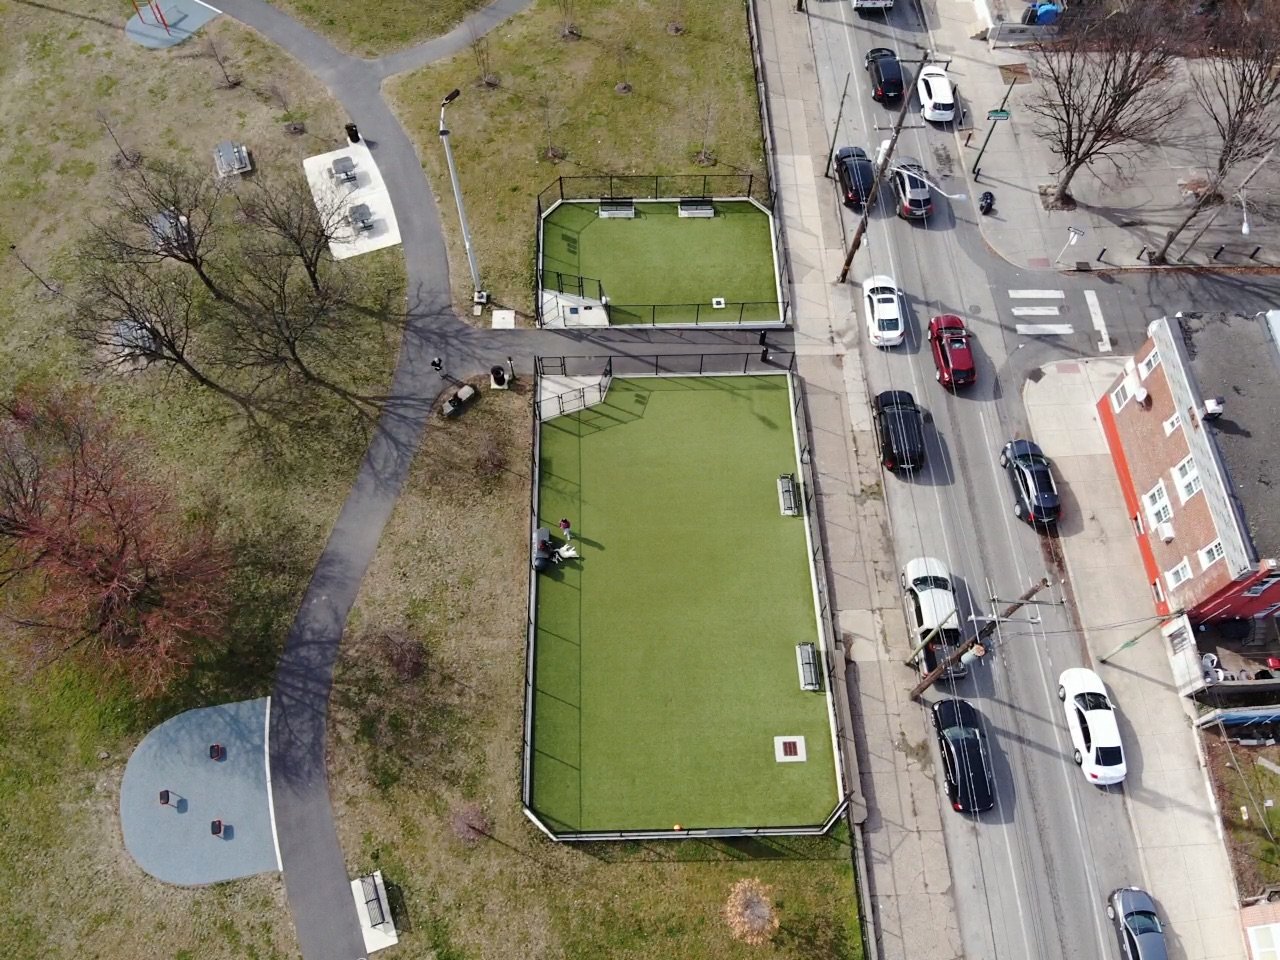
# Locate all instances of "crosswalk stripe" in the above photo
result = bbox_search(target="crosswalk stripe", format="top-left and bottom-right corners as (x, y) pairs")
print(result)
(1011, 306), (1060, 316)
(1008, 289), (1066, 299)
(1016, 323), (1074, 335)
(1084, 290), (1112, 353)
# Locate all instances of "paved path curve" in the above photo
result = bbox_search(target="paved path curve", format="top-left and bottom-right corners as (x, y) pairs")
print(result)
(211, 3), (768, 958)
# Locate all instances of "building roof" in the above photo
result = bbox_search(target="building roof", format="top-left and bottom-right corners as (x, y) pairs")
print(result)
(1176, 311), (1280, 558)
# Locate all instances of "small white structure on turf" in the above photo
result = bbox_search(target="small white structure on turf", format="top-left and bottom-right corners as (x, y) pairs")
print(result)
(303, 142), (402, 261)
(350, 870), (398, 953)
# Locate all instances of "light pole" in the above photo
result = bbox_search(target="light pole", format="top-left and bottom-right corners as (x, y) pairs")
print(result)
(439, 89), (485, 306)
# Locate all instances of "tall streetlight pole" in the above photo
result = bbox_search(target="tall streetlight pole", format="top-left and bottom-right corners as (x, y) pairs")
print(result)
(439, 89), (485, 305)
(837, 54), (928, 284)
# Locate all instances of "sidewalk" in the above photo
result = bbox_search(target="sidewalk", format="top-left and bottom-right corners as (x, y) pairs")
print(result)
(936, 17), (1280, 272)
(1025, 360), (1245, 960)
(755, 4), (964, 960)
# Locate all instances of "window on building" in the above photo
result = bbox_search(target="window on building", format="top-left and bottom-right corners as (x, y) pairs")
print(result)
(1110, 380), (1132, 412)
(1173, 454), (1202, 503)
(1139, 350), (1161, 378)
(1199, 540), (1224, 571)
(1144, 481), (1172, 526)
(1165, 558), (1193, 590)
(1163, 412), (1181, 437)
(1245, 575), (1280, 598)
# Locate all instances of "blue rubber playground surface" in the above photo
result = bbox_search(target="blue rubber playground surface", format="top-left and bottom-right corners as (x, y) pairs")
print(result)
(125, 0), (220, 49)
(120, 697), (280, 885)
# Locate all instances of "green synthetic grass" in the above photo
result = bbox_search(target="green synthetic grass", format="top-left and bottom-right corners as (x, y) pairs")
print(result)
(531, 376), (838, 832)
(540, 201), (780, 324)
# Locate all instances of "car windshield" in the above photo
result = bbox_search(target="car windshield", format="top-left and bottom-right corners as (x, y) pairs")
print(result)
(1076, 692), (1111, 712)
(1096, 746), (1124, 766)
(914, 575), (950, 591)
(1126, 911), (1162, 935)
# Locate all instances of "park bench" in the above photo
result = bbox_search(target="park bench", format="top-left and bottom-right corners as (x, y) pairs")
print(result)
(777, 473), (799, 516)
(678, 198), (715, 218)
(598, 199), (635, 219)
(796, 643), (821, 692)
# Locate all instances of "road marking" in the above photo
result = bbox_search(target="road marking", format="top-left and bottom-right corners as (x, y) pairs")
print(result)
(1011, 305), (1061, 316)
(1085, 290), (1112, 353)
(1008, 289), (1065, 299)
(1016, 323), (1075, 335)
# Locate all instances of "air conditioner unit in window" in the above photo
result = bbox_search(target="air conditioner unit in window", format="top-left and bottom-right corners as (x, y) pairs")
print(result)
(1134, 387), (1150, 408)
(1157, 521), (1175, 543)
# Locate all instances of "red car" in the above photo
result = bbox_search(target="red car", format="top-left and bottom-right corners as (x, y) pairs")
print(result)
(928, 315), (976, 388)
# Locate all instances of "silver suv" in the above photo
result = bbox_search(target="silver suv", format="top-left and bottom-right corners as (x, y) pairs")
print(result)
(902, 557), (967, 679)
(891, 159), (933, 219)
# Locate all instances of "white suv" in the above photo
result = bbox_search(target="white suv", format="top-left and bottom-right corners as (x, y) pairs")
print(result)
(902, 558), (966, 680)
(917, 65), (955, 123)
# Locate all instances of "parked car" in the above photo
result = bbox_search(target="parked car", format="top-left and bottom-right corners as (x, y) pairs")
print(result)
(928, 314), (975, 388)
(930, 699), (995, 813)
(1000, 439), (1061, 526)
(862, 276), (905, 347)
(835, 147), (877, 207)
(873, 390), (925, 472)
(1058, 668), (1127, 785)
(1106, 887), (1168, 960)
(917, 65), (956, 122)
(890, 159), (933, 219)
(864, 48), (904, 102)
(902, 557), (967, 680)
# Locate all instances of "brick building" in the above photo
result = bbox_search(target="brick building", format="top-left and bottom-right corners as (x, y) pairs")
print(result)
(1096, 311), (1280, 623)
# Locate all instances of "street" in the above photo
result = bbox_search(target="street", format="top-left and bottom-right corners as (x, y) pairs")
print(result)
(803, 2), (1280, 960)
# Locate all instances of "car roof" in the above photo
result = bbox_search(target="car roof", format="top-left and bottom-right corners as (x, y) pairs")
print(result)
(1082, 706), (1122, 746)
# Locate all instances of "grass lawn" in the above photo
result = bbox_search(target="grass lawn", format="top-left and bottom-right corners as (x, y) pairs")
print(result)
(0, 5), (400, 957)
(267, 0), (490, 56)
(541, 200), (781, 324)
(532, 376), (838, 832)
(329, 381), (863, 959)
(389, 0), (767, 322)
(1205, 728), (1280, 898)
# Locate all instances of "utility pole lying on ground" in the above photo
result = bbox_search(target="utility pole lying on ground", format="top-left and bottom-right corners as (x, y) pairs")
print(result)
(910, 578), (1051, 700)
(837, 54), (930, 284)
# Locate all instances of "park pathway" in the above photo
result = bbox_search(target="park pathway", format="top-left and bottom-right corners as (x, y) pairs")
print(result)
(206, 3), (767, 957)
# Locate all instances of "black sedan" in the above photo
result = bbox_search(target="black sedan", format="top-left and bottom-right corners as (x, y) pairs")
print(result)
(930, 698), (995, 813)
(1106, 887), (1168, 960)
(835, 146), (876, 207)
(1000, 439), (1061, 527)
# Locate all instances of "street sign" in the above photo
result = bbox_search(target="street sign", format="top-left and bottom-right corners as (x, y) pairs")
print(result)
(987, 109), (1011, 121)
(1068, 226), (1085, 237)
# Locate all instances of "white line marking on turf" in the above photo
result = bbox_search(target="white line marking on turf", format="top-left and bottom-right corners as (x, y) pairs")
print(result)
(1009, 289), (1066, 299)
(1085, 290), (1111, 353)
(264, 696), (283, 871)
(1016, 323), (1075, 336)
(1011, 306), (1061, 316)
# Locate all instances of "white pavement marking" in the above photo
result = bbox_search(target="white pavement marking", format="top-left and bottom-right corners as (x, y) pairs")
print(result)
(1016, 323), (1075, 335)
(1011, 305), (1061, 316)
(1008, 289), (1066, 299)
(192, 0), (223, 12)
(264, 696), (283, 871)
(1085, 290), (1112, 353)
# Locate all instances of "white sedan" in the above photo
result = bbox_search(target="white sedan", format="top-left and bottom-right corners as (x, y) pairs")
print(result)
(862, 276), (905, 347)
(917, 65), (955, 123)
(1058, 668), (1127, 785)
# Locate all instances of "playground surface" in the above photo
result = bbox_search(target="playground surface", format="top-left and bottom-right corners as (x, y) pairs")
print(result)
(540, 200), (782, 325)
(125, 0), (221, 49)
(529, 375), (840, 834)
(120, 697), (280, 885)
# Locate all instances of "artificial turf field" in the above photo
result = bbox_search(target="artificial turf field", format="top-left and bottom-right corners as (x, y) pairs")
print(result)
(539, 200), (782, 324)
(530, 376), (840, 833)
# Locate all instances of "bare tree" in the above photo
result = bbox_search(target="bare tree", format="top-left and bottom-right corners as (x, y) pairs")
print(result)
(96, 110), (141, 170)
(469, 25), (499, 88)
(91, 160), (231, 301)
(205, 39), (242, 89)
(539, 96), (565, 161)
(1027, 13), (1182, 206)
(71, 265), (263, 421)
(615, 41), (633, 95)
(236, 173), (346, 293)
(554, 0), (579, 39)
(668, 0), (686, 35)
(694, 100), (717, 166)
(0, 390), (229, 693)
(723, 878), (779, 946)
(1151, 21), (1280, 261)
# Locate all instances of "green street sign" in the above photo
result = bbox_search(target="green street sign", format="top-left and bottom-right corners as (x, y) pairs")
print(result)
(987, 109), (1011, 121)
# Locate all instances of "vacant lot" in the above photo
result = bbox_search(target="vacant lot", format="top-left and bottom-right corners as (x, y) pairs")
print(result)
(330, 380), (863, 959)
(268, 0), (490, 57)
(390, 0), (767, 321)
(0, 5), (398, 957)
(1205, 728), (1280, 898)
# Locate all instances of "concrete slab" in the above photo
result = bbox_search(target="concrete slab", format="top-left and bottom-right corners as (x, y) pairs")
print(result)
(302, 143), (402, 261)
(120, 697), (280, 885)
(125, 0), (220, 49)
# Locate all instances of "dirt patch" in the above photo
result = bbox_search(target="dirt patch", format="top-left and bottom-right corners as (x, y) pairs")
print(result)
(1039, 183), (1078, 211)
